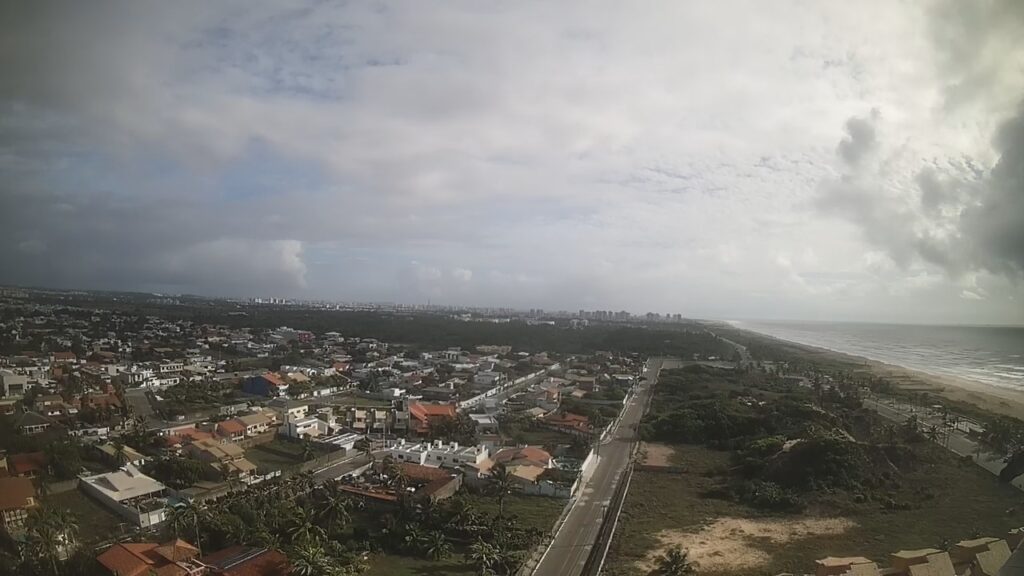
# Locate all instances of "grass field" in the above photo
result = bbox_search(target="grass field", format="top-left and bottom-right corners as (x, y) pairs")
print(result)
(605, 443), (1024, 576)
(365, 552), (474, 576)
(461, 493), (566, 534)
(47, 490), (130, 544)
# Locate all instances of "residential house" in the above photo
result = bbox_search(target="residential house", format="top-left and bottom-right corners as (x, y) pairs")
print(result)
(215, 419), (246, 442)
(951, 537), (1011, 576)
(387, 439), (488, 468)
(542, 411), (591, 435)
(283, 415), (328, 439)
(7, 452), (47, 478)
(0, 477), (38, 535)
(15, 411), (57, 435)
(889, 548), (955, 576)
(0, 369), (28, 397)
(241, 373), (288, 397)
(199, 545), (289, 575)
(79, 465), (169, 527)
(236, 413), (273, 436)
(96, 443), (147, 467)
(184, 439), (257, 481)
(96, 538), (204, 576)
(267, 398), (308, 422)
(407, 401), (456, 436)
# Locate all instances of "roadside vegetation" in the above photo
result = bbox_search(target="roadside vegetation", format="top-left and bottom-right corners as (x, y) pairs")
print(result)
(608, 365), (1024, 576)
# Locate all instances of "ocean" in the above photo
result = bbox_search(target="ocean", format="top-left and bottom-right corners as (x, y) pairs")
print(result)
(732, 320), (1024, 392)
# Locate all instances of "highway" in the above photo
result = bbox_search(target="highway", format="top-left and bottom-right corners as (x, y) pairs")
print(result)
(532, 358), (663, 576)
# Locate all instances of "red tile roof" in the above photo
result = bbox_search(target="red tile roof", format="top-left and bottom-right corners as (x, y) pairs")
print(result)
(217, 420), (246, 436)
(262, 373), (286, 387)
(0, 476), (36, 511)
(408, 402), (457, 434)
(493, 446), (553, 468)
(544, 411), (590, 432)
(96, 539), (199, 576)
(8, 452), (47, 476)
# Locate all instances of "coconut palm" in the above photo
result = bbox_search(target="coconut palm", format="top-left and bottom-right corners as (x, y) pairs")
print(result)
(286, 506), (326, 545)
(489, 463), (517, 519)
(653, 546), (696, 576)
(287, 541), (333, 576)
(315, 486), (352, 535)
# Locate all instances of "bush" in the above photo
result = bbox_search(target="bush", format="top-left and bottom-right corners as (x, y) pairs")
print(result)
(738, 480), (804, 512)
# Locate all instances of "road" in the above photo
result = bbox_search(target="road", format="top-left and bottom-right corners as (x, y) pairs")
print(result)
(532, 358), (663, 576)
(863, 397), (1024, 490)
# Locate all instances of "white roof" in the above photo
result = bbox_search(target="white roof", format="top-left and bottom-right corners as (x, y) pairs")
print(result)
(82, 465), (166, 502)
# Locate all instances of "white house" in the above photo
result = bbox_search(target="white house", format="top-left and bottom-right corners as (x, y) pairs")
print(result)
(387, 439), (488, 468)
(283, 415), (328, 439)
(79, 465), (168, 527)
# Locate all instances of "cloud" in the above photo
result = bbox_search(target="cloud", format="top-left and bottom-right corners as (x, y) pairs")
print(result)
(0, 1), (1021, 323)
(837, 113), (878, 167)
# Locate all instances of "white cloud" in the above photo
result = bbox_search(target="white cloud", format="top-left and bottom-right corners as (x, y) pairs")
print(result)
(0, 0), (1022, 323)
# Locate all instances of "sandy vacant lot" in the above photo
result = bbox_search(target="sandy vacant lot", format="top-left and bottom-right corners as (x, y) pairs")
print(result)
(637, 517), (856, 573)
(639, 442), (677, 467)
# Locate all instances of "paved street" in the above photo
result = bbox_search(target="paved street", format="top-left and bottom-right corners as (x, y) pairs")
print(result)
(863, 397), (1024, 490)
(532, 358), (663, 576)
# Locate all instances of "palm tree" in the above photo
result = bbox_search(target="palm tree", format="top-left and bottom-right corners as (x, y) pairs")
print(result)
(172, 500), (206, 554)
(653, 546), (696, 576)
(112, 439), (129, 467)
(300, 440), (317, 463)
(489, 463), (517, 519)
(287, 541), (333, 576)
(382, 456), (407, 490)
(354, 437), (374, 465)
(469, 539), (500, 574)
(424, 531), (452, 560)
(315, 485), (352, 535)
(286, 506), (326, 545)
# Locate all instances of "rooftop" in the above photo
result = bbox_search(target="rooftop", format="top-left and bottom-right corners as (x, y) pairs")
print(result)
(82, 465), (167, 502)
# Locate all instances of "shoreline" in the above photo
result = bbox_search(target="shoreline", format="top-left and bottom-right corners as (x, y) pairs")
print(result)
(730, 325), (1024, 420)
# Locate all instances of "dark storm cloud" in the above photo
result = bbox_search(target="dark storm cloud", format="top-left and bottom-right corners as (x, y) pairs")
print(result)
(817, 0), (1024, 282)
(960, 109), (1024, 275)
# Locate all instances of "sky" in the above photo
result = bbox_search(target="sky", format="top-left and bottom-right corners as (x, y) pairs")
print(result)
(1, 1), (1022, 325)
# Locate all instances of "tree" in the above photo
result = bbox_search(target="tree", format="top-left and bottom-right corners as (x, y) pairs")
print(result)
(489, 463), (517, 520)
(288, 541), (333, 576)
(300, 439), (317, 463)
(355, 437), (374, 465)
(286, 506), (326, 545)
(24, 507), (78, 576)
(112, 439), (129, 467)
(653, 546), (696, 576)
(315, 482), (352, 535)
(423, 531), (452, 560)
(469, 539), (500, 575)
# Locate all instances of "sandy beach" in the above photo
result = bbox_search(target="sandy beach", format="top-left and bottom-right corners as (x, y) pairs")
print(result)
(733, 328), (1024, 420)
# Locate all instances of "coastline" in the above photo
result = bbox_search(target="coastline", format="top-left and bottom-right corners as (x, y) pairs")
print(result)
(729, 325), (1024, 420)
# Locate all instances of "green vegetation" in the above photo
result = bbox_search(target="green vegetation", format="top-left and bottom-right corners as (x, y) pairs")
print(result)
(460, 493), (564, 534)
(365, 552), (473, 576)
(607, 365), (1024, 576)
(157, 380), (240, 418)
